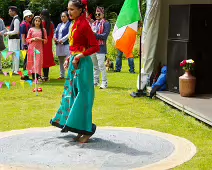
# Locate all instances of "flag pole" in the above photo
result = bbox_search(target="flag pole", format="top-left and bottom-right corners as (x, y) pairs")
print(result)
(130, 0), (146, 98)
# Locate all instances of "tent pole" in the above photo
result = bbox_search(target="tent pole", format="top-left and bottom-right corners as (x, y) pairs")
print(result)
(130, 0), (146, 98)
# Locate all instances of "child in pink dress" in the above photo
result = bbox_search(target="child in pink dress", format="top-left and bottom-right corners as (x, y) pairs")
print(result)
(26, 16), (47, 80)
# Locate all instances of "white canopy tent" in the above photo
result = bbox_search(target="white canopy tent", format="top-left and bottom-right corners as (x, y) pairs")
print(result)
(139, 0), (212, 90)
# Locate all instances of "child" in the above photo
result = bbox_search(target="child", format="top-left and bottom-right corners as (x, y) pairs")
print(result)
(26, 16), (47, 81)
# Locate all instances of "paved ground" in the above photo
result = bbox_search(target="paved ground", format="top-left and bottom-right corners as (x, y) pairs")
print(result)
(0, 127), (196, 170)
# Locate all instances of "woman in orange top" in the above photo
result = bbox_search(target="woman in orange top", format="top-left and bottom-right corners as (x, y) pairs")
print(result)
(50, 0), (100, 143)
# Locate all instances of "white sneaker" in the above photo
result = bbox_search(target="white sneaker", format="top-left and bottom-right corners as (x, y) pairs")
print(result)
(99, 84), (108, 89)
(13, 71), (19, 75)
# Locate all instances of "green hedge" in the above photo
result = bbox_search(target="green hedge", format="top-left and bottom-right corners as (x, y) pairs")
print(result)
(1, 57), (59, 69)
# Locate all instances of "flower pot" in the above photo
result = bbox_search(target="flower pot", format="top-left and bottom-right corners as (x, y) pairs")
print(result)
(179, 71), (196, 97)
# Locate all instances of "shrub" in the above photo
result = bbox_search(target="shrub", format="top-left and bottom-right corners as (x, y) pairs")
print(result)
(2, 57), (24, 69)
(54, 56), (59, 65)
(107, 33), (140, 61)
(106, 33), (117, 61)
(2, 57), (12, 69)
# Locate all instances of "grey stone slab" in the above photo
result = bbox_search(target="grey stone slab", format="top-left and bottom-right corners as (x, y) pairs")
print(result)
(0, 129), (175, 170)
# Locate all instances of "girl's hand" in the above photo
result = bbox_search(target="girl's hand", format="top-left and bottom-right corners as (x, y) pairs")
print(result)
(59, 40), (63, 44)
(72, 59), (78, 69)
(64, 57), (70, 70)
(54, 38), (58, 43)
(75, 53), (84, 59)
(37, 37), (44, 41)
(72, 54), (83, 69)
(32, 37), (39, 41)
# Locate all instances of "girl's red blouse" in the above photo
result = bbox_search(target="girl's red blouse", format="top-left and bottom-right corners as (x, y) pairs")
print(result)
(70, 14), (100, 56)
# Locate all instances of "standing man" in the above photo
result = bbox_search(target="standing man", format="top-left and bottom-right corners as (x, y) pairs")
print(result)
(0, 18), (7, 74)
(91, 7), (111, 89)
(4, 6), (21, 75)
(20, 9), (33, 80)
(114, 48), (135, 73)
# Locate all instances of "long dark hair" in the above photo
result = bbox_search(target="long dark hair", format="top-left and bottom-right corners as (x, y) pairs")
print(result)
(41, 9), (52, 36)
(31, 16), (45, 42)
(69, 0), (87, 14)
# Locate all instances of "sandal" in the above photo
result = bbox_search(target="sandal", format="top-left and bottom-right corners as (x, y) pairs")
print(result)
(41, 77), (49, 82)
(32, 87), (42, 92)
(57, 77), (65, 80)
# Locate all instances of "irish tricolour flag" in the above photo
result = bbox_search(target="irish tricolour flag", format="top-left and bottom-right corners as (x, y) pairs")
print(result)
(112, 0), (141, 58)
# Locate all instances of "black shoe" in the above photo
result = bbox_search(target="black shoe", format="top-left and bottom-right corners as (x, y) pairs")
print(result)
(147, 95), (153, 99)
(21, 76), (32, 81)
(114, 70), (121, 72)
(41, 76), (49, 82)
(130, 71), (136, 74)
(61, 127), (68, 133)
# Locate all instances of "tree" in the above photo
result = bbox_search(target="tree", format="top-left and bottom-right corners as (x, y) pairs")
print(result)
(0, 0), (28, 25)
(0, 0), (146, 26)
(27, 0), (125, 26)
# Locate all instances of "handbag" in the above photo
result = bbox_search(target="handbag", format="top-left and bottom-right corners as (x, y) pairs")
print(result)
(0, 35), (6, 51)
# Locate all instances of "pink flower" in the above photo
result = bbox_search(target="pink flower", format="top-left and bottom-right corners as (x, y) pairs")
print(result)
(180, 60), (187, 67)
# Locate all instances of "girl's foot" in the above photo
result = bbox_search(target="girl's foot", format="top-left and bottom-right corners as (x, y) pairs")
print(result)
(73, 134), (82, 142)
(79, 135), (92, 143)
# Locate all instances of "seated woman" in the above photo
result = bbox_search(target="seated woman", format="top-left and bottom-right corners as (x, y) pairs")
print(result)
(149, 66), (167, 98)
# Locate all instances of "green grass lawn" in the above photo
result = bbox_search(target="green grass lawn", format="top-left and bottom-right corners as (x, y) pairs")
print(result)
(0, 58), (211, 169)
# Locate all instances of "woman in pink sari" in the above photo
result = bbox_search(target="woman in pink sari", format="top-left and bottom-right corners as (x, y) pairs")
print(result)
(26, 16), (47, 80)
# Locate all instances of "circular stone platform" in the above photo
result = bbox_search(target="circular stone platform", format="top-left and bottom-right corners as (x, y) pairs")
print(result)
(0, 127), (196, 170)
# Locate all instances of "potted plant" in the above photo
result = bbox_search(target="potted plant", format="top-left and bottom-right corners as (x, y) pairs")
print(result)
(179, 59), (196, 97)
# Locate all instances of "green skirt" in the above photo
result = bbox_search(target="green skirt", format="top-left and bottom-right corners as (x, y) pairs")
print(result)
(50, 56), (96, 135)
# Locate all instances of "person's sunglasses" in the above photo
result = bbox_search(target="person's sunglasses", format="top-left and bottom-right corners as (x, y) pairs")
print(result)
(27, 15), (32, 18)
(96, 13), (101, 17)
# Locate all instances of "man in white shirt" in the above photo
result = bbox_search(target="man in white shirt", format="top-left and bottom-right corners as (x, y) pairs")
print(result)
(4, 6), (21, 75)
